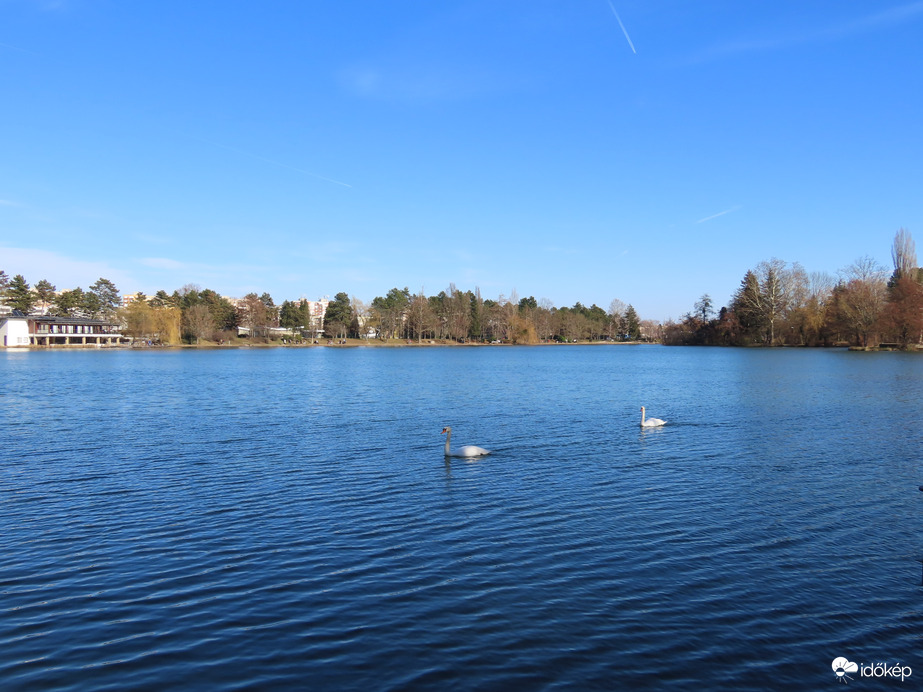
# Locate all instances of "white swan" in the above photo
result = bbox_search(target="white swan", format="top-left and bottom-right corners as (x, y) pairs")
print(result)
(640, 406), (666, 428)
(441, 426), (490, 458)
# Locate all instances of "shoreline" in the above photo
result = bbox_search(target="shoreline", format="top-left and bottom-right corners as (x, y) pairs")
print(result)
(141, 338), (653, 350)
(7, 341), (920, 352)
(6, 339), (653, 351)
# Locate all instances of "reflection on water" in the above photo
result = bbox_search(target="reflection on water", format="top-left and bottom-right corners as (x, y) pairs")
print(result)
(1, 346), (921, 690)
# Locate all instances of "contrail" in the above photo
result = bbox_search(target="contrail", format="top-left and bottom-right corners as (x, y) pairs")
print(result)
(696, 205), (742, 224)
(0, 41), (40, 56)
(234, 148), (353, 188)
(607, 1), (637, 54)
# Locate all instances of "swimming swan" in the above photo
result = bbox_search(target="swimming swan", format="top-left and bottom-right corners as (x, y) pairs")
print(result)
(441, 426), (491, 457)
(640, 406), (666, 428)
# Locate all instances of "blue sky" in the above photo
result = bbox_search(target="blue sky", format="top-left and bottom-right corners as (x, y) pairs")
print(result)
(2, 1), (922, 320)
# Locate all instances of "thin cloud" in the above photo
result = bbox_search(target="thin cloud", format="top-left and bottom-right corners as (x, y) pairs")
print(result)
(826, 1), (923, 38)
(0, 199), (21, 207)
(696, 205), (741, 224)
(0, 246), (131, 289)
(337, 60), (511, 105)
(698, 1), (923, 61)
(606, 1), (637, 54)
(135, 256), (279, 296)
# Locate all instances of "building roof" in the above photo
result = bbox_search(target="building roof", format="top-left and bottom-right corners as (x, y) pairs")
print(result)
(30, 314), (119, 326)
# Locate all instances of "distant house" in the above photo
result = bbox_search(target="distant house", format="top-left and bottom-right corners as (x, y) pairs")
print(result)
(0, 312), (127, 348)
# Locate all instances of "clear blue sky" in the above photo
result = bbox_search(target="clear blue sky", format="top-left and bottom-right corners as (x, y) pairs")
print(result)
(2, 1), (922, 320)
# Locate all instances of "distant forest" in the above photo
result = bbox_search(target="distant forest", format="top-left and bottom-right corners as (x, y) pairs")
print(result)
(2, 229), (920, 348)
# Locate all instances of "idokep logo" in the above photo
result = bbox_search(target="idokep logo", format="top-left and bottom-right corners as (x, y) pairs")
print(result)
(832, 658), (858, 683)
(832, 657), (912, 684)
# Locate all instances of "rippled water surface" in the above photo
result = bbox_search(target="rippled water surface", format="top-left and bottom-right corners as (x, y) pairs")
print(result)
(2, 345), (921, 690)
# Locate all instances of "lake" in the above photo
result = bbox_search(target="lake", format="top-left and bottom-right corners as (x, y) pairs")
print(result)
(1, 345), (920, 690)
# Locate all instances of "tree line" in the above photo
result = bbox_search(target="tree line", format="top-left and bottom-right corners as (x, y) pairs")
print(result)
(0, 272), (649, 345)
(5, 228), (919, 348)
(319, 287), (649, 344)
(664, 229), (923, 348)
(0, 274), (122, 320)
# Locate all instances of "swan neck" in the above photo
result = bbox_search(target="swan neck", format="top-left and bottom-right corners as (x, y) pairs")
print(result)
(640, 407), (645, 425)
(444, 429), (451, 455)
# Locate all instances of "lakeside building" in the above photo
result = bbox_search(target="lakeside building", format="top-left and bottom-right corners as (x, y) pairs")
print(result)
(0, 312), (127, 348)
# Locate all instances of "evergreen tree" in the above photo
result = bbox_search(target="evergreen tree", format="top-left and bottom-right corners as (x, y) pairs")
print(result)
(731, 270), (764, 343)
(518, 296), (537, 313)
(34, 279), (56, 313)
(54, 288), (86, 316)
(324, 292), (353, 338)
(624, 305), (641, 340)
(279, 300), (301, 332)
(89, 278), (120, 319)
(7, 274), (34, 313)
(200, 289), (238, 330)
(149, 289), (175, 308)
(469, 288), (484, 341)
(371, 287), (410, 339)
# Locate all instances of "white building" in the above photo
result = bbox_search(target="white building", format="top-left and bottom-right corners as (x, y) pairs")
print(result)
(0, 314), (30, 347)
(0, 312), (127, 348)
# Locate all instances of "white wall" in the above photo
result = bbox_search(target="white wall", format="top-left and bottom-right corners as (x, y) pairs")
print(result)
(0, 318), (30, 347)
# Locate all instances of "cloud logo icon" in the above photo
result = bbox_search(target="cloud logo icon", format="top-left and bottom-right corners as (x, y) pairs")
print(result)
(832, 657), (859, 681)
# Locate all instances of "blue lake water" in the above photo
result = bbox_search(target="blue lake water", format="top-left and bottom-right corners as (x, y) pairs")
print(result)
(1, 345), (921, 690)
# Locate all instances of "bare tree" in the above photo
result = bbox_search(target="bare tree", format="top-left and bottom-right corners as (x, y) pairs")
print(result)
(693, 294), (714, 322)
(640, 319), (663, 342)
(881, 276), (923, 346)
(535, 298), (555, 341)
(469, 287), (485, 341)
(836, 256), (888, 347)
(789, 271), (834, 345)
(608, 298), (627, 339)
(407, 289), (435, 342)
(730, 258), (803, 344)
(756, 258), (790, 345)
(891, 227), (917, 281)
(185, 303), (215, 344)
(444, 284), (470, 341)
(351, 296), (370, 338)
(240, 293), (269, 339)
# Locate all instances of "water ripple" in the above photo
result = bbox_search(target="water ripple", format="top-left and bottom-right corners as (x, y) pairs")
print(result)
(1, 347), (921, 689)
